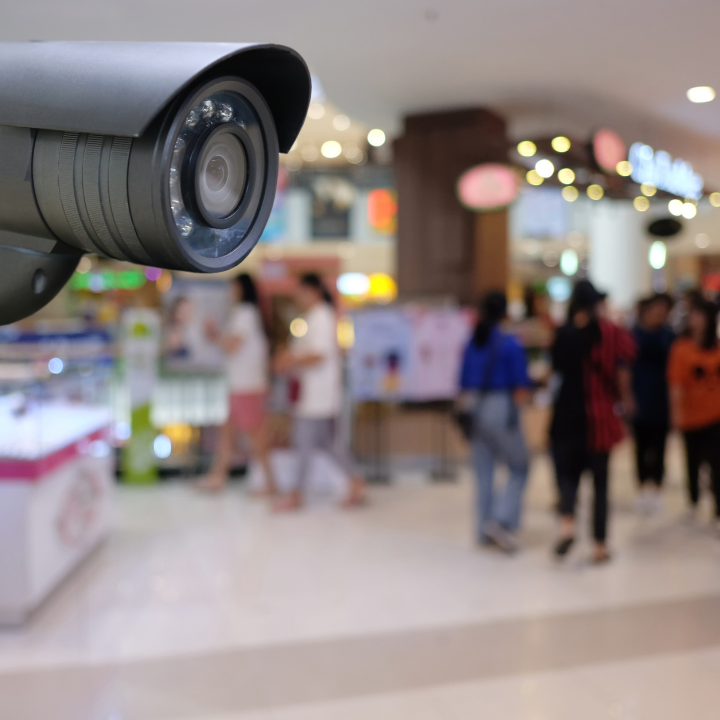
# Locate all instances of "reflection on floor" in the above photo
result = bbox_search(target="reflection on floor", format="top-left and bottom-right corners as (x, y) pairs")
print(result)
(1, 435), (720, 720)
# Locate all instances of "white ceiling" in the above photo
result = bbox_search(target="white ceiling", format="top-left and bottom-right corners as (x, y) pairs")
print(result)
(4, 0), (720, 183)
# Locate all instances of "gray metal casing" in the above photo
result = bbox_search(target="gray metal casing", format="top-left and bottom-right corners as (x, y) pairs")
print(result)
(0, 41), (311, 324)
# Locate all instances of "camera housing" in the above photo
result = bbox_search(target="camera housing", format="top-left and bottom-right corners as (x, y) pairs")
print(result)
(0, 41), (311, 324)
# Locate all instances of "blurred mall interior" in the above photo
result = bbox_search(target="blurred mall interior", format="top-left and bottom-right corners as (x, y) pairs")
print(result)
(2, 3), (720, 719)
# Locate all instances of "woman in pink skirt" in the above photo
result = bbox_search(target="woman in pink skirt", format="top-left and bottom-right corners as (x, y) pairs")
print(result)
(200, 274), (276, 494)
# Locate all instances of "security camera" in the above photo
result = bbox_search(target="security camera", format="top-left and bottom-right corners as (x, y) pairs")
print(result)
(0, 42), (310, 324)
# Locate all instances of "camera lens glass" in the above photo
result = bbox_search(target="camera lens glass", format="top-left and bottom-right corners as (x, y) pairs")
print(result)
(169, 86), (267, 259)
(197, 134), (247, 218)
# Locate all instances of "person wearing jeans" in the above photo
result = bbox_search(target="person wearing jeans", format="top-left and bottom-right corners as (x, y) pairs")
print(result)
(459, 292), (531, 553)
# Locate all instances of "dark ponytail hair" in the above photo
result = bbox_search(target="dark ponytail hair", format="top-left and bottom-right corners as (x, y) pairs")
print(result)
(473, 291), (507, 347)
(299, 272), (333, 306)
(235, 273), (259, 306)
(687, 294), (719, 350)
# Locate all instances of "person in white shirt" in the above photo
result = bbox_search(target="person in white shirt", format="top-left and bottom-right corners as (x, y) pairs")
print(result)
(199, 274), (276, 494)
(273, 273), (366, 511)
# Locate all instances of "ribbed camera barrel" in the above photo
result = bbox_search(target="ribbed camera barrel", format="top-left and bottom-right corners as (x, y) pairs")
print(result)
(33, 131), (153, 265)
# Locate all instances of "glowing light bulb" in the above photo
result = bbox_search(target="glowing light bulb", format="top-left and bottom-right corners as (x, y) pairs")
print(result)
(367, 129), (386, 147)
(681, 202), (697, 219)
(321, 140), (342, 159)
(517, 141), (537, 157)
(551, 136), (571, 152)
(640, 183), (657, 197)
(535, 159), (555, 178)
(558, 168), (575, 184)
(633, 196), (650, 212)
(587, 184), (604, 200)
(560, 249), (579, 276)
(153, 434), (172, 459)
(649, 241), (667, 269)
(561, 186), (579, 202)
(332, 114), (351, 131)
(710, 192), (720, 207)
(616, 160), (633, 176)
(687, 86), (716, 103)
(526, 169), (544, 186)
(290, 318), (308, 337)
(336, 273), (370, 296)
(668, 199), (683, 216)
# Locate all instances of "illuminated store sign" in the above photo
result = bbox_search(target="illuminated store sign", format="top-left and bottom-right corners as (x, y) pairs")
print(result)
(593, 128), (626, 173)
(457, 163), (519, 211)
(628, 142), (703, 199)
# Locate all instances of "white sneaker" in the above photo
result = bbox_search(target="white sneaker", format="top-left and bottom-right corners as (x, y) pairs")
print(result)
(484, 522), (519, 554)
(646, 488), (663, 516)
(635, 487), (652, 515)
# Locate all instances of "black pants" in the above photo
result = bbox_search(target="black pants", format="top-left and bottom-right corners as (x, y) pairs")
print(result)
(683, 421), (720, 516)
(553, 442), (610, 542)
(633, 421), (668, 487)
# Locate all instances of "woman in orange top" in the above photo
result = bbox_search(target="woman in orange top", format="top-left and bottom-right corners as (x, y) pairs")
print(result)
(667, 294), (720, 524)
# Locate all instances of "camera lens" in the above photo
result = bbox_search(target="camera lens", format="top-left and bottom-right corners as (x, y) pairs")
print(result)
(197, 133), (248, 218)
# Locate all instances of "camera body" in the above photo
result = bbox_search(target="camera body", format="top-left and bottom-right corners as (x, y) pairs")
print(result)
(0, 42), (310, 323)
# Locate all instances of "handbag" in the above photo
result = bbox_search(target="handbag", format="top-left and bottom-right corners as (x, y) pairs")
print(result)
(454, 333), (502, 440)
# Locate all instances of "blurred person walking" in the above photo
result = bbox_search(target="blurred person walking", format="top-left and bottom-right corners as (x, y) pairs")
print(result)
(550, 280), (635, 563)
(458, 292), (531, 553)
(273, 273), (366, 511)
(632, 293), (675, 514)
(667, 294), (720, 527)
(200, 274), (276, 495)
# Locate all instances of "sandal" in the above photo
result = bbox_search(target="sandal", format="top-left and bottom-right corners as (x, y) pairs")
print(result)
(553, 536), (575, 558)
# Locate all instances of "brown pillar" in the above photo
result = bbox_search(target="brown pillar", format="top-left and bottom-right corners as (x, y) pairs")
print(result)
(393, 107), (508, 304)
(472, 209), (508, 298)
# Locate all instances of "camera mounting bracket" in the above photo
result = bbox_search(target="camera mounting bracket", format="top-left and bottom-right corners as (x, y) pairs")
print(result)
(0, 236), (82, 325)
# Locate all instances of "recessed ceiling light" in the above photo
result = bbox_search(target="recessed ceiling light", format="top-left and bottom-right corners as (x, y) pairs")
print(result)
(687, 86), (716, 103)
(321, 140), (342, 159)
(633, 196), (650, 212)
(668, 199), (683, 216)
(535, 159), (555, 178)
(587, 184), (604, 200)
(367, 129), (386, 147)
(307, 102), (326, 119)
(517, 140), (536, 157)
(526, 169), (544, 186)
(332, 114), (351, 131)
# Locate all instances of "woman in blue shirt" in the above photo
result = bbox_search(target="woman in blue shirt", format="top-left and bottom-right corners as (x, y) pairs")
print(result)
(459, 292), (531, 553)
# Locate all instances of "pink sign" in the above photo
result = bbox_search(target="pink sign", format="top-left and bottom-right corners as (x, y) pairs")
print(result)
(457, 163), (519, 211)
(593, 128), (626, 172)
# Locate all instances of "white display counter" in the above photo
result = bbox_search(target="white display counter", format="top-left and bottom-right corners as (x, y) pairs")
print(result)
(0, 404), (114, 626)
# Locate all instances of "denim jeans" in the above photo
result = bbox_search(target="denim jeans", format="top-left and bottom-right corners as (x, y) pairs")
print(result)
(471, 391), (529, 540)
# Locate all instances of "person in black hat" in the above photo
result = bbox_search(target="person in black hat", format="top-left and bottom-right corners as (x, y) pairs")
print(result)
(549, 279), (636, 563)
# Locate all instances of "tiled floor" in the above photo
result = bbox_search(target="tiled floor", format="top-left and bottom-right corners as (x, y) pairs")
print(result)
(1, 435), (719, 719)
